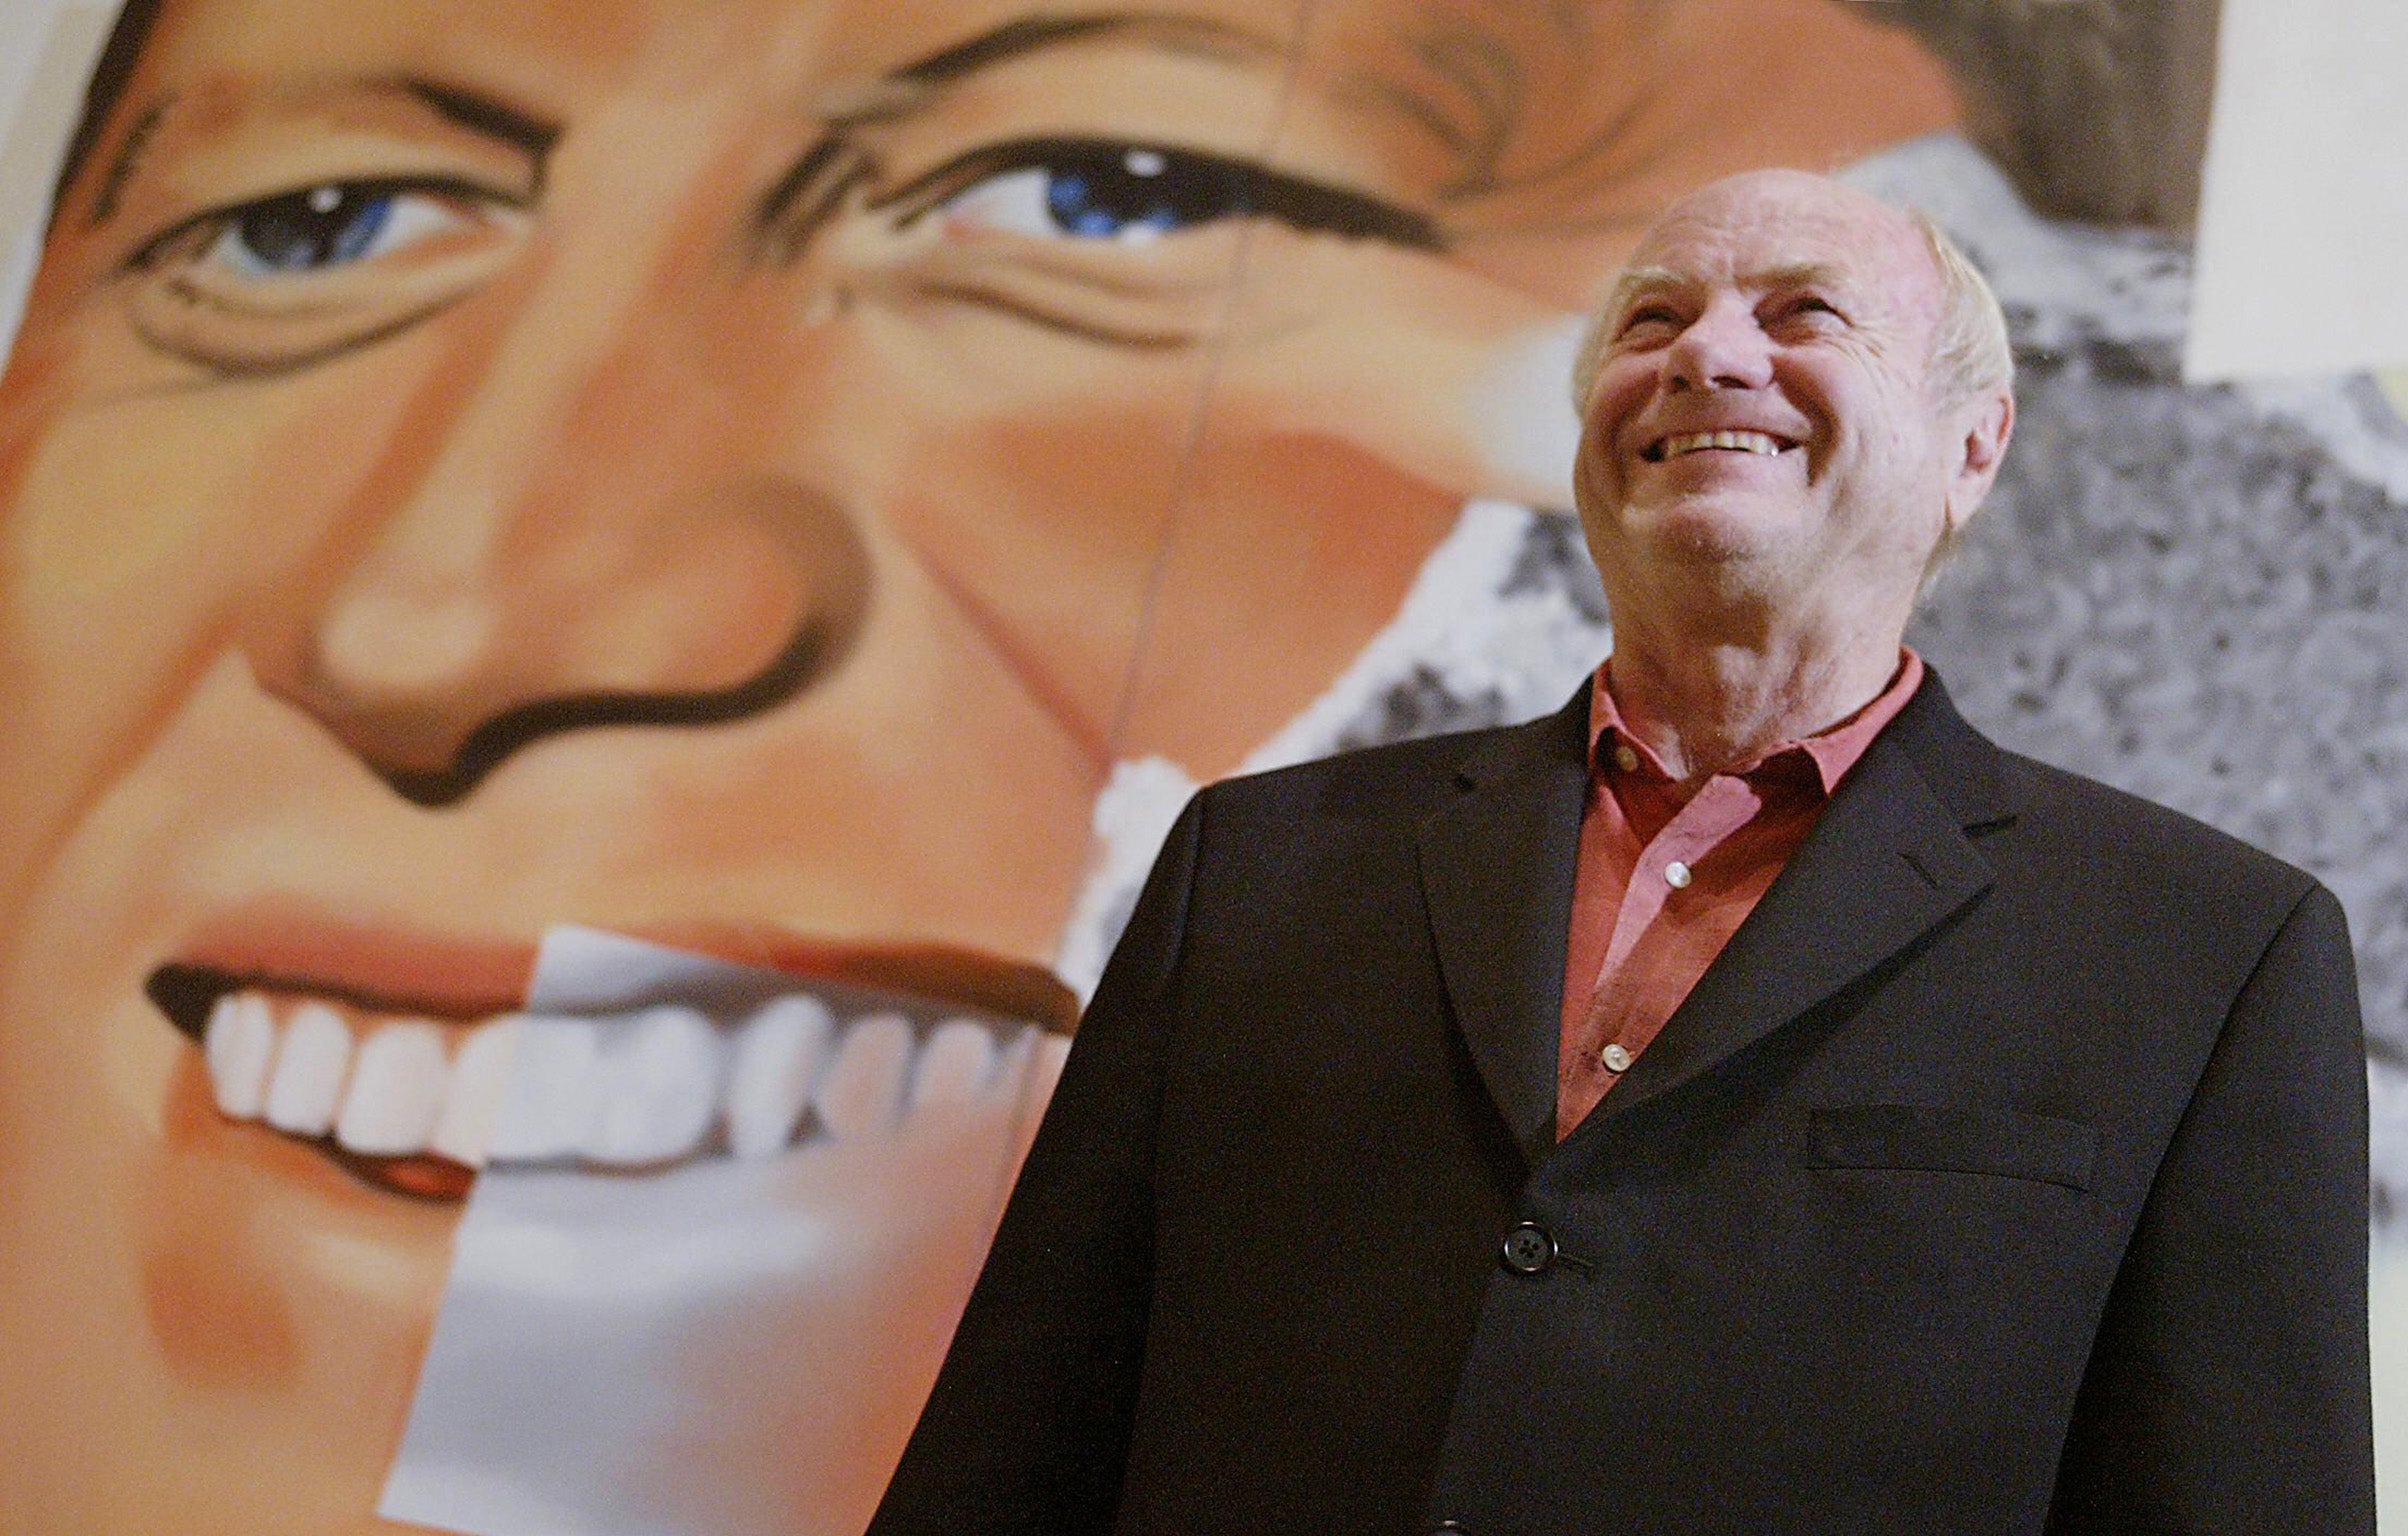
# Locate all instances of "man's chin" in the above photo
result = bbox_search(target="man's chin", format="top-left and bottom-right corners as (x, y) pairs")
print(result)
(1613, 499), (1803, 576)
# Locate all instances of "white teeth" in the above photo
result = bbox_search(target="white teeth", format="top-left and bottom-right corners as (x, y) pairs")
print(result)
(264, 1001), (353, 1136)
(488, 1016), (600, 1162)
(433, 1017), (520, 1169)
(725, 995), (833, 1160)
(338, 1022), (450, 1156)
(814, 1013), (913, 1141)
(1663, 429), (1784, 458)
(197, 986), (1055, 1172)
(911, 1019), (997, 1109)
(204, 992), (276, 1118)
(584, 1006), (722, 1166)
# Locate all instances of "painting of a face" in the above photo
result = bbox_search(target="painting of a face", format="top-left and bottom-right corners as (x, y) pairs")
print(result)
(0, 0), (1956, 1528)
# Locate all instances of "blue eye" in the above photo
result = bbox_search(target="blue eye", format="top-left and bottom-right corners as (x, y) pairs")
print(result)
(895, 138), (1441, 251)
(222, 185), (397, 272)
(937, 147), (1244, 244)
(1043, 147), (1233, 240)
(185, 183), (474, 279)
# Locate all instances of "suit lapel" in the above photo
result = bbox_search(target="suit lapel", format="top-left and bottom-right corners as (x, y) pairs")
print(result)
(1415, 690), (1593, 1164)
(1589, 676), (2011, 1131)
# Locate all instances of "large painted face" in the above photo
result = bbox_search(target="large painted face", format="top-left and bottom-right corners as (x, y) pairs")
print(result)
(0, 0), (1957, 1530)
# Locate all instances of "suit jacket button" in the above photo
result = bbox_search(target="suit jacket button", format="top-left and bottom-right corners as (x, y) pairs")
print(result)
(1499, 1221), (1556, 1275)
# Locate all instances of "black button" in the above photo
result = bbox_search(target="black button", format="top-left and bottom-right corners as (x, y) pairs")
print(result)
(1499, 1221), (1555, 1275)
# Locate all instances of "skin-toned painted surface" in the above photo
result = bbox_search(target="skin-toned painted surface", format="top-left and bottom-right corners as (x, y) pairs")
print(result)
(0, 1), (1963, 1531)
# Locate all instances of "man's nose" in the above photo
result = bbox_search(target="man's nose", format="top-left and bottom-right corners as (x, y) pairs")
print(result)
(1663, 297), (1775, 392)
(243, 256), (868, 806)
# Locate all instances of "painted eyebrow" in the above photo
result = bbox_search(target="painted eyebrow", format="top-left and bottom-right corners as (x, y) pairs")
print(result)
(86, 73), (564, 229)
(894, 13), (1285, 90)
(760, 9), (1444, 256)
(380, 75), (564, 168)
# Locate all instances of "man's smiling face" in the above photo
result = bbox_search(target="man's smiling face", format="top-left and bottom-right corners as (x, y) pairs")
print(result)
(0, 0), (1960, 1529)
(1573, 171), (1967, 616)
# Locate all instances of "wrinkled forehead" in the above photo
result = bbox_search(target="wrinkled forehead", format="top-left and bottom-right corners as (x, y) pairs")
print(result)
(1624, 177), (1939, 308)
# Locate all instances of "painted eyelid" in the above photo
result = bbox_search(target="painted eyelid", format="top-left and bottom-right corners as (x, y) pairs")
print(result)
(872, 137), (1441, 249)
(124, 175), (528, 274)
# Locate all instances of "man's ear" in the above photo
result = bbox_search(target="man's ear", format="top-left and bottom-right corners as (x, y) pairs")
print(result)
(1942, 387), (2014, 537)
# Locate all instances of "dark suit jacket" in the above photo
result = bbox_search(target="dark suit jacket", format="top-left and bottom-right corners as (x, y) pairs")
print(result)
(869, 672), (2372, 1535)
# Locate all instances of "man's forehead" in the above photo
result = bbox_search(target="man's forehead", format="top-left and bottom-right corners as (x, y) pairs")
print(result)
(1623, 178), (1934, 298)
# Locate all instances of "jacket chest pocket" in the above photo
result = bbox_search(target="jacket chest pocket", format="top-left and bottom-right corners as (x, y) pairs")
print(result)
(1806, 1103), (2098, 1193)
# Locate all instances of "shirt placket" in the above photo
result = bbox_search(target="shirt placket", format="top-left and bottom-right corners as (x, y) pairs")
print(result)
(1578, 772), (1766, 1081)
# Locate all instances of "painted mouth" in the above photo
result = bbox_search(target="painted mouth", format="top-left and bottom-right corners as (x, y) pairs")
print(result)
(148, 928), (1073, 1203)
(1641, 428), (1798, 462)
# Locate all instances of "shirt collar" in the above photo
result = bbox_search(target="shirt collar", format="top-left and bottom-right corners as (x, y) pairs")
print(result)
(1587, 648), (1926, 798)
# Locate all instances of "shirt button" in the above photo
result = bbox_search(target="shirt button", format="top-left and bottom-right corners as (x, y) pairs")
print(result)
(1664, 860), (1693, 889)
(1613, 743), (1640, 773)
(1601, 1042), (1633, 1073)
(1499, 1222), (1556, 1275)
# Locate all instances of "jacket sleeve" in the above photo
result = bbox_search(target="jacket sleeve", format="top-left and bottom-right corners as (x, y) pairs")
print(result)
(2048, 881), (2374, 1533)
(866, 793), (1203, 1535)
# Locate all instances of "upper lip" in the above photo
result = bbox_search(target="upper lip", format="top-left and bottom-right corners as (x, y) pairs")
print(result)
(147, 903), (1079, 1043)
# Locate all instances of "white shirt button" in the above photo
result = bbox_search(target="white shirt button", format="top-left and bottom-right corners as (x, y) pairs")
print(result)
(1601, 1043), (1634, 1073)
(1664, 860), (1692, 889)
(1613, 743), (1640, 773)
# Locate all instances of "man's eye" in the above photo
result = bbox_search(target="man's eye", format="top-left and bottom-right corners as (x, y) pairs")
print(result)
(887, 138), (1439, 251)
(184, 183), (475, 278)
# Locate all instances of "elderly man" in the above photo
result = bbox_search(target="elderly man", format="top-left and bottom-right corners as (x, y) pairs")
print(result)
(868, 170), (2373, 1534)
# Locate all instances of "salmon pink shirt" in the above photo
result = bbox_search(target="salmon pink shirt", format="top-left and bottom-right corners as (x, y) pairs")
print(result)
(1557, 650), (1926, 1137)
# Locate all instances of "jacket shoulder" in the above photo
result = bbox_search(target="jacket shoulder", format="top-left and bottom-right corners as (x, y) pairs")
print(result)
(1198, 708), (1573, 827)
(1991, 746), (2323, 911)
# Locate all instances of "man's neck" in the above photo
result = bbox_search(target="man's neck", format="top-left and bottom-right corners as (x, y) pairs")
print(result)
(1604, 618), (1906, 791)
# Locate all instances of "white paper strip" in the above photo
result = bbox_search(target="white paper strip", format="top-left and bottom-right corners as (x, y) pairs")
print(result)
(2187, 0), (2408, 381)
(0, 0), (113, 365)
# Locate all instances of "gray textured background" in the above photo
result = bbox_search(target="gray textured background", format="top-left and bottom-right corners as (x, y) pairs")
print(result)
(1915, 345), (2408, 1211)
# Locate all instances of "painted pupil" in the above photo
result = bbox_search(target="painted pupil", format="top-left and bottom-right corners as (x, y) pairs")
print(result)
(232, 186), (397, 270)
(1043, 148), (1245, 239)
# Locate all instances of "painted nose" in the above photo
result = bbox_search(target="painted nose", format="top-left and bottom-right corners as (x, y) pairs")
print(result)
(244, 271), (869, 805)
(271, 481), (868, 805)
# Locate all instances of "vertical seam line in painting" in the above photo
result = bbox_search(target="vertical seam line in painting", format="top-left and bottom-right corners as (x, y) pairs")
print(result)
(1096, 0), (1328, 766)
